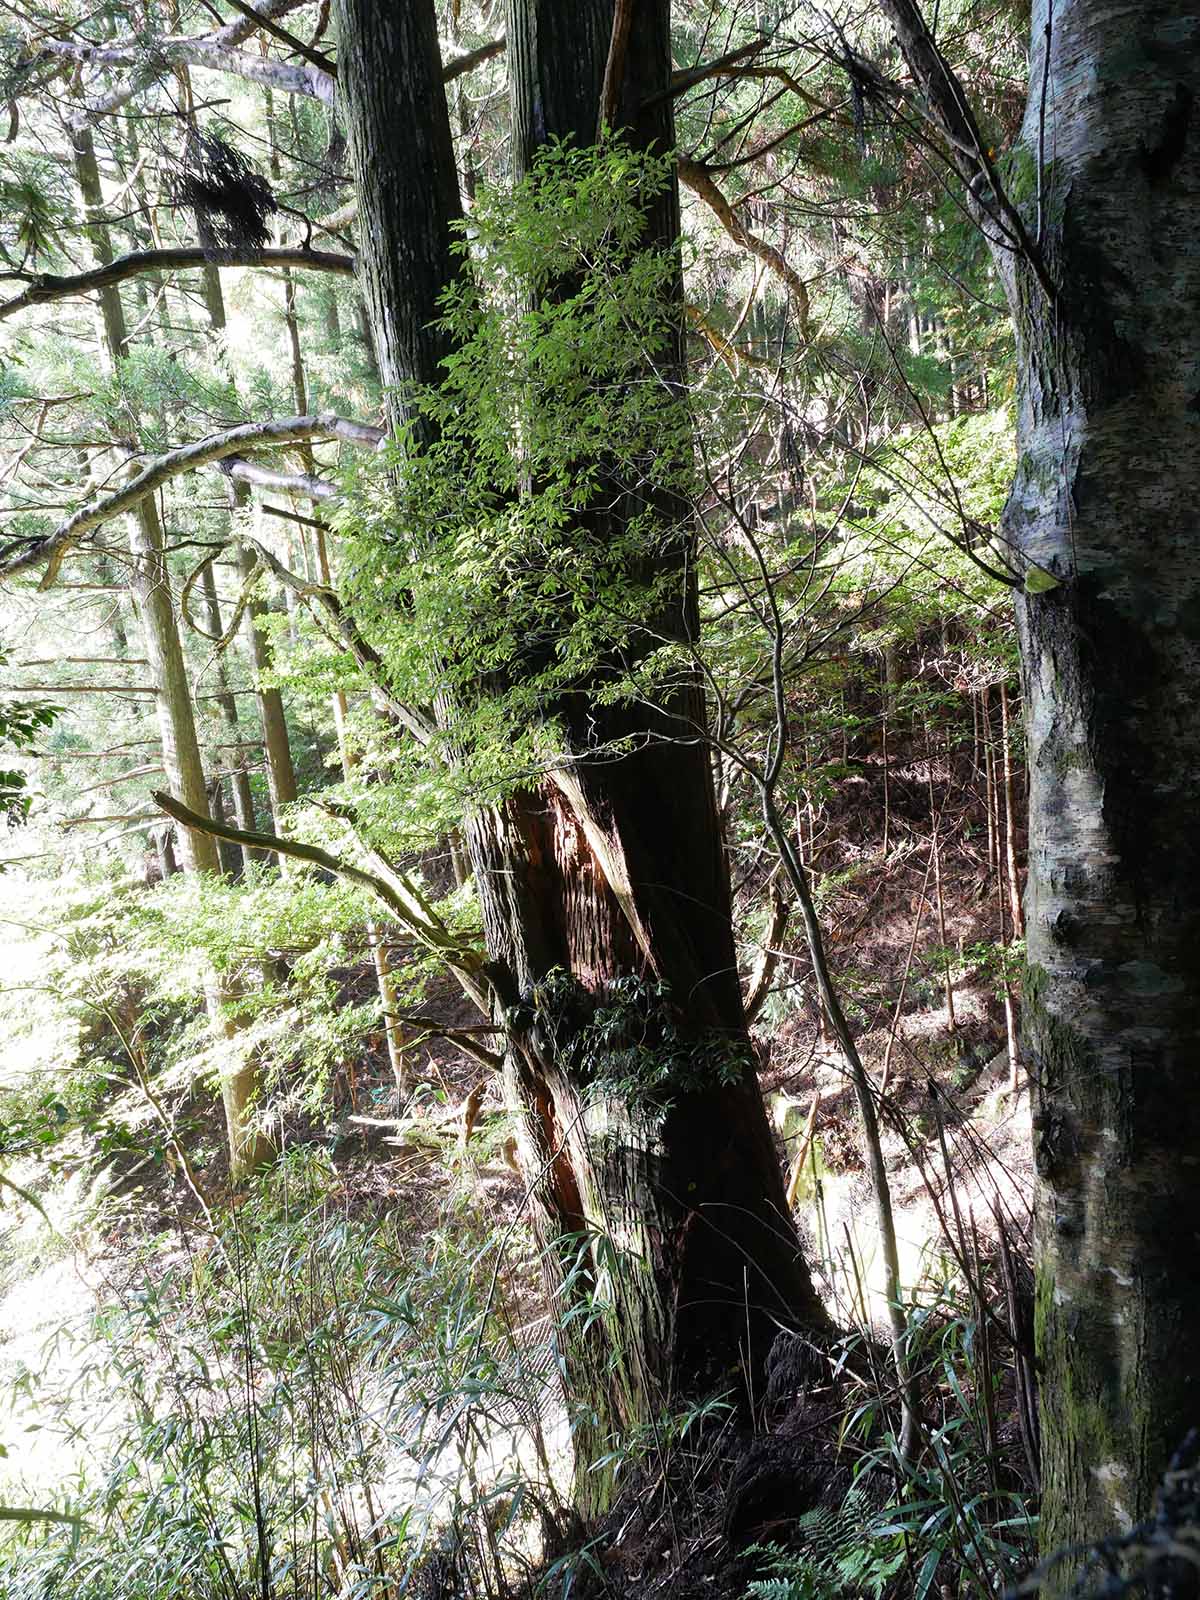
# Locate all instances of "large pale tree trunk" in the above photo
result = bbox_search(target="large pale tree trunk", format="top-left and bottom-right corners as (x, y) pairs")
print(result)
(1010, 0), (1200, 1557)
(333, 0), (828, 1513)
(883, 0), (1200, 1565)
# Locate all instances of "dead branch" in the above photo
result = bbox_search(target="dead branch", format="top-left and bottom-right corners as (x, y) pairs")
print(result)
(444, 37), (506, 82)
(0, 247), (354, 323)
(151, 789), (492, 1013)
(678, 157), (810, 332)
(744, 864), (790, 1023)
(0, 413), (383, 583)
(220, 0), (336, 72)
(223, 455), (336, 501)
(665, 39), (769, 98)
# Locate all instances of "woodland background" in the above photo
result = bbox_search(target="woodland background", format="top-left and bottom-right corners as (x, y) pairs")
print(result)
(0, 1), (1186, 1597)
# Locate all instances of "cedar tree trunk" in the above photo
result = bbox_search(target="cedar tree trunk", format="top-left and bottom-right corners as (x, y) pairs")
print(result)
(333, 0), (828, 1514)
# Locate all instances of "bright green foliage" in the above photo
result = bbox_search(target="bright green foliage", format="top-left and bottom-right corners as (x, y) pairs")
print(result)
(0, 649), (56, 830)
(336, 139), (695, 799)
(746, 1487), (908, 1600)
(0, 856), (426, 1166)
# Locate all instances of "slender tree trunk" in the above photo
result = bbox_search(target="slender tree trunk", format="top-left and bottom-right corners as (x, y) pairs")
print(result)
(208, 778), (241, 878)
(197, 560), (257, 873)
(153, 825), (179, 881)
(124, 495), (219, 877)
(309, 512), (410, 1098)
(73, 127), (217, 877)
(197, 262), (298, 830)
(925, 722), (956, 1033)
(982, 684), (998, 884)
(333, 0), (829, 1512)
(236, 539), (298, 817)
(999, 681), (1024, 940)
(72, 124), (269, 1182)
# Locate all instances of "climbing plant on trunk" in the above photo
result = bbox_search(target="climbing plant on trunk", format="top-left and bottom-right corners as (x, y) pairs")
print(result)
(332, 0), (829, 1512)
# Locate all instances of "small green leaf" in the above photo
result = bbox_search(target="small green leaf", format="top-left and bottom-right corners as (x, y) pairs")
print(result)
(1024, 563), (1060, 593)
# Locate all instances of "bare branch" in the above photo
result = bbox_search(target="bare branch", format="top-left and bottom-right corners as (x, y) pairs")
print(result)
(443, 37), (506, 82)
(220, 0), (336, 73)
(151, 789), (492, 1013)
(211, 0), (312, 49)
(0, 246), (354, 324)
(684, 303), (768, 371)
(311, 198), (358, 236)
(33, 26), (505, 114)
(38, 36), (336, 107)
(665, 39), (769, 98)
(223, 456), (336, 502)
(260, 503), (329, 529)
(0, 683), (156, 695)
(388, 1020), (503, 1073)
(720, 60), (829, 113)
(0, 414), (384, 583)
(678, 158), (810, 332)
(233, 532), (437, 749)
(876, 0), (1056, 303)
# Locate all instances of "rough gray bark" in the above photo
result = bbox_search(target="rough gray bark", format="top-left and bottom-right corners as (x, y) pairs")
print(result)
(883, 0), (1200, 1564)
(1012, 0), (1200, 1556)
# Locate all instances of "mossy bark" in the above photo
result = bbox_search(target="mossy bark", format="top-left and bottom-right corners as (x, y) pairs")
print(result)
(1006, 1), (1200, 1568)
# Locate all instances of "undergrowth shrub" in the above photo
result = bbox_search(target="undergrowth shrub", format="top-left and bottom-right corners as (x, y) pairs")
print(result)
(0, 1147), (567, 1599)
(748, 1261), (1037, 1600)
